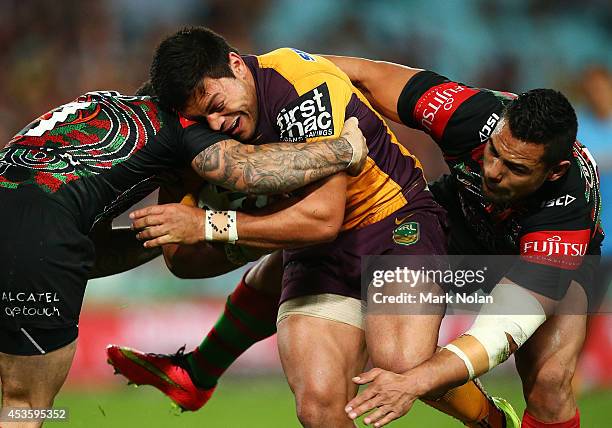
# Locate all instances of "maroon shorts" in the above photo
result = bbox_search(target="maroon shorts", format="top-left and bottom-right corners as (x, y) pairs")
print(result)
(281, 205), (448, 303)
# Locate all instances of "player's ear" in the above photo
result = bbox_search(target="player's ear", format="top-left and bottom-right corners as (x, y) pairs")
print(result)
(228, 52), (246, 79)
(546, 160), (570, 182)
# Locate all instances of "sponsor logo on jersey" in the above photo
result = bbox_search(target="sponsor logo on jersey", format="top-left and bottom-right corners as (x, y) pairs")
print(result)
(478, 112), (500, 142)
(276, 83), (334, 142)
(393, 221), (420, 246)
(395, 213), (414, 225)
(290, 48), (316, 62)
(520, 229), (590, 269)
(413, 82), (479, 140)
(541, 194), (576, 208)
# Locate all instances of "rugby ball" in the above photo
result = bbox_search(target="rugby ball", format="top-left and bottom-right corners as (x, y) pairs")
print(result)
(196, 182), (269, 211)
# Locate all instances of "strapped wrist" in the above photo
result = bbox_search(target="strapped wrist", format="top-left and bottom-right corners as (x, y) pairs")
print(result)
(204, 210), (238, 243)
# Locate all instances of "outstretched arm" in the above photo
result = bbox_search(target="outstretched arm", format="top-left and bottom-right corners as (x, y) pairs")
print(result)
(191, 117), (365, 195)
(130, 173), (347, 251)
(344, 280), (551, 427)
(323, 56), (422, 123)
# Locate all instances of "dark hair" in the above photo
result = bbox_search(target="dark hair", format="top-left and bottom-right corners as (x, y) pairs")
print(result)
(150, 26), (238, 111)
(504, 89), (577, 167)
(135, 80), (156, 97)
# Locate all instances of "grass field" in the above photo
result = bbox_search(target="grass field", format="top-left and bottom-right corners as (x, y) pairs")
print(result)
(54, 376), (612, 427)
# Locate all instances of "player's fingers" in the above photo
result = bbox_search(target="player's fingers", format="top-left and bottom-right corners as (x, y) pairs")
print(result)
(344, 118), (368, 176)
(371, 410), (400, 427)
(363, 405), (392, 426)
(351, 396), (383, 420)
(136, 225), (166, 241)
(132, 215), (165, 230)
(346, 389), (379, 419)
(143, 234), (173, 248)
(130, 205), (165, 220)
(344, 116), (359, 128)
(352, 367), (382, 384)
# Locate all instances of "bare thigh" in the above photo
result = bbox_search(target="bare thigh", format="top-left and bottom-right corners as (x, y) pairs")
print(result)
(0, 339), (77, 428)
(245, 250), (283, 296)
(278, 315), (367, 428)
(515, 281), (587, 422)
(366, 280), (444, 371)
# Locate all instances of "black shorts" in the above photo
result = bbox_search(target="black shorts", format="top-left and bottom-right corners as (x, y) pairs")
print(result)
(0, 188), (94, 355)
(0, 325), (78, 355)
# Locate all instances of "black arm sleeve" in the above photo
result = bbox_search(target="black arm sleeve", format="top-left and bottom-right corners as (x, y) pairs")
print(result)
(396, 71), (506, 157)
(179, 119), (230, 163)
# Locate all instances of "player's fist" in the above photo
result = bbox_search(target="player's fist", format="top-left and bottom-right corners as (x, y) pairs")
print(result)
(342, 117), (368, 176)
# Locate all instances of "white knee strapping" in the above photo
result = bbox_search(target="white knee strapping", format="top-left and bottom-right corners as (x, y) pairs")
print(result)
(444, 283), (547, 377)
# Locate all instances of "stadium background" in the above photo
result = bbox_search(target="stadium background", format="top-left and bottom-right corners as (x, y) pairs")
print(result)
(1, 0), (611, 426)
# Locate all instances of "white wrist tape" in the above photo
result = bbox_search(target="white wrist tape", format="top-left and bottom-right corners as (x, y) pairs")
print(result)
(464, 282), (547, 372)
(347, 138), (361, 169)
(204, 210), (238, 244)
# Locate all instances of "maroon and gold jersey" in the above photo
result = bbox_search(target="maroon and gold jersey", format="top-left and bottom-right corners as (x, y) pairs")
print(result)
(244, 48), (437, 231)
(0, 91), (226, 232)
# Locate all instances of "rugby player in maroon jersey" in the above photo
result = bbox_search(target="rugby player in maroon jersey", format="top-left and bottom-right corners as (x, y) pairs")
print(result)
(108, 27), (518, 428)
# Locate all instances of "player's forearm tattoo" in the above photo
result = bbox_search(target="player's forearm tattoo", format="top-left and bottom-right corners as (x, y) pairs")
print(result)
(193, 138), (352, 195)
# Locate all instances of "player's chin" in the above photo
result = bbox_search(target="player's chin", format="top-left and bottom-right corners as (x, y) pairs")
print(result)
(483, 187), (511, 204)
(239, 127), (255, 142)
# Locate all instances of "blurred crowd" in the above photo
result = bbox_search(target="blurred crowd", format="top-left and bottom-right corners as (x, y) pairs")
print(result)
(0, 0), (610, 275)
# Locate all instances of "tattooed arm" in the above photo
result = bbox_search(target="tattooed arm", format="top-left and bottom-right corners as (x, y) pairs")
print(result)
(191, 117), (366, 195)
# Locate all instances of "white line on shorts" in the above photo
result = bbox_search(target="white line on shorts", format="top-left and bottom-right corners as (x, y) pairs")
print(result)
(20, 328), (46, 355)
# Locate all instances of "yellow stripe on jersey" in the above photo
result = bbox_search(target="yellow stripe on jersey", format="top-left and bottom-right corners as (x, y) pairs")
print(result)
(343, 157), (408, 230)
(352, 88), (424, 172)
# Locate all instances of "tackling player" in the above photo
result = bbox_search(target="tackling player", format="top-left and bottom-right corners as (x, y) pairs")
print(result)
(0, 87), (367, 426)
(327, 58), (603, 428)
(107, 27), (518, 428)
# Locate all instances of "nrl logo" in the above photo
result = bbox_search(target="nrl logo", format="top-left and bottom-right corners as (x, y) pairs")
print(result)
(393, 221), (420, 246)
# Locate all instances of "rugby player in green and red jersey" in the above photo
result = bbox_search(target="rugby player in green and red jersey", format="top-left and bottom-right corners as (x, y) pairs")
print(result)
(0, 85), (367, 425)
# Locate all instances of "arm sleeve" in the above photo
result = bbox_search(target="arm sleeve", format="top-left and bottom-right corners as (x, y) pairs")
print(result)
(396, 71), (507, 157)
(178, 115), (231, 163)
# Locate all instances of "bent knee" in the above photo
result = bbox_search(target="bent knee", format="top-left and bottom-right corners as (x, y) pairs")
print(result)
(524, 362), (576, 415)
(2, 380), (54, 408)
(527, 359), (575, 392)
(295, 383), (352, 428)
(370, 344), (435, 373)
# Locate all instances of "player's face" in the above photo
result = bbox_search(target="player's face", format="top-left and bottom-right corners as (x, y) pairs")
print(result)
(481, 121), (551, 204)
(183, 54), (258, 141)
